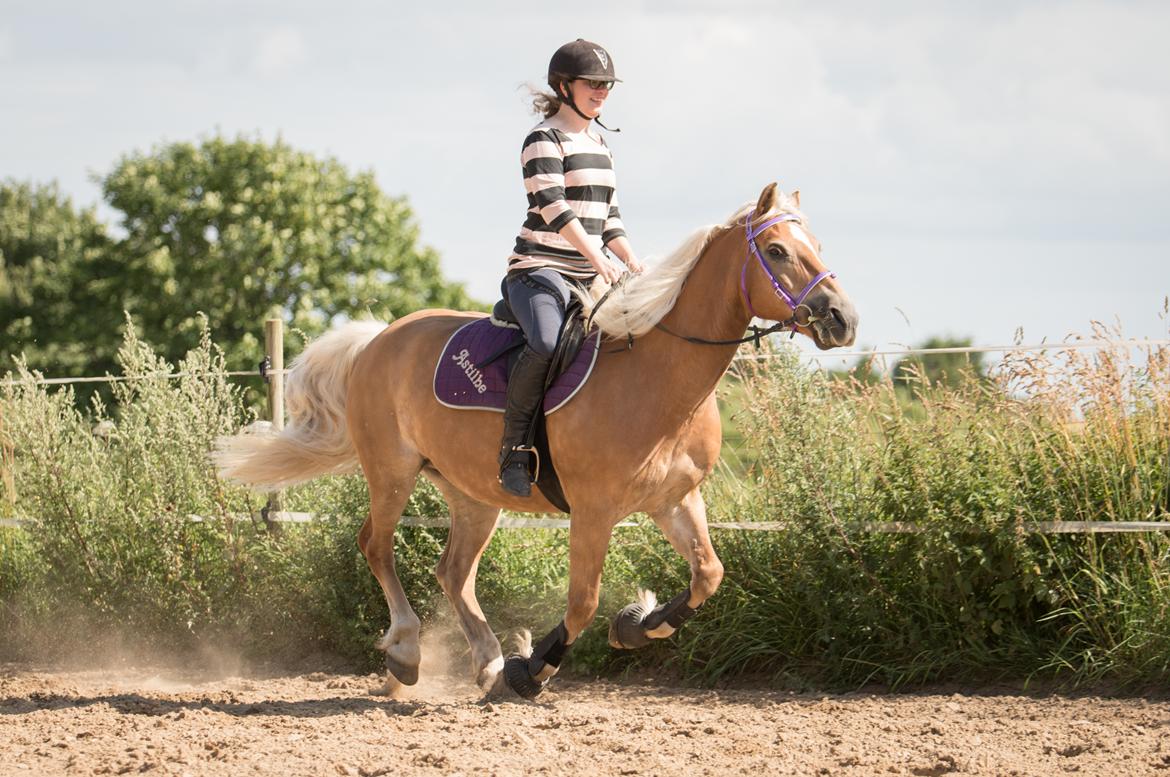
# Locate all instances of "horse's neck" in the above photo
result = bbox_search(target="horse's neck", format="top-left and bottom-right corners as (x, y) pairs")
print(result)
(631, 228), (750, 412)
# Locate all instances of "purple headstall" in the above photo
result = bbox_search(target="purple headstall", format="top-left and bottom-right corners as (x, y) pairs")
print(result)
(739, 209), (836, 329)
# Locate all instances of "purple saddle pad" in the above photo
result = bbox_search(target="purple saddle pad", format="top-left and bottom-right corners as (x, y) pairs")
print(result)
(433, 318), (601, 414)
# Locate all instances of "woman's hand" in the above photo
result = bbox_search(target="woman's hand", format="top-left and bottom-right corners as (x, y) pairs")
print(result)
(559, 219), (624, 284)
(622, 254), (644, 274)
(590, 254), (624, 284)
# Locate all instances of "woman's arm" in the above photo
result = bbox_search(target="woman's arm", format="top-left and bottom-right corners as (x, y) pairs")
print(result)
(524, 129), (623, 283)
(605, 235), (643, 274)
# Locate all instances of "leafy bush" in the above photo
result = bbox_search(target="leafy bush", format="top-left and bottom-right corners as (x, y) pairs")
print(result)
(593, 337), (1170, 687)
(2, 321), (1167, 688)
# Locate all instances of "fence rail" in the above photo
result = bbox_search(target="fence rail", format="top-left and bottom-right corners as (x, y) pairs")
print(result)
(738, 338), (1170, 362)
(5, 339), (1169, 388)
(4, 513), (1169, 534)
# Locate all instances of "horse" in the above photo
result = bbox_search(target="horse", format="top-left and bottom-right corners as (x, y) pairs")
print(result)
(215, 183), (858, 698)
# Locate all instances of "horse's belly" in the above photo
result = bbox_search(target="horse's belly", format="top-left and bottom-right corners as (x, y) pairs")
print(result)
(547, 392), (722, 515)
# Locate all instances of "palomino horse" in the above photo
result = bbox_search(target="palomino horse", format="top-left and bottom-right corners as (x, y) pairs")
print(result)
(215, 183), (858, 698)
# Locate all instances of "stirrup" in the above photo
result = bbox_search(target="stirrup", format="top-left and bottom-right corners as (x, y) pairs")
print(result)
(505, 444), (540, 483)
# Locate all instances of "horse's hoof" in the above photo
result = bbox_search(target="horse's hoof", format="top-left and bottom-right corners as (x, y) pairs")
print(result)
(609, 602), (652, 649)
(502, 654), (545, 699)
(384, 655), (419, 686)
(483, 669), (512, 702)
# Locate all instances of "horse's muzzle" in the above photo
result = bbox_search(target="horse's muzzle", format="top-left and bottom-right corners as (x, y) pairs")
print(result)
(808, 291), (858, 350)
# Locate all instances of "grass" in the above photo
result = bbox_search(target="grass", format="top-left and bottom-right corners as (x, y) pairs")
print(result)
(2, 317), (1168, 688)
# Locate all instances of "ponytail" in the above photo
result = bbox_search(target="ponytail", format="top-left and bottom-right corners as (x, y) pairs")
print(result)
(528, 75), (570, 119)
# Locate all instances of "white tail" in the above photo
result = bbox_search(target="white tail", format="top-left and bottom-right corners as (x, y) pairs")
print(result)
(213, 320), (387, 490)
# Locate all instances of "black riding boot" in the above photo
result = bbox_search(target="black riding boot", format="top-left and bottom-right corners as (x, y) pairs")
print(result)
(498, 346), (553, 497)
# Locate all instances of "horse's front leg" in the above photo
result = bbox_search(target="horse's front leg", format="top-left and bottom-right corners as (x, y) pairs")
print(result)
(609, 485), (724, 649)
(502, 510), (619, 699)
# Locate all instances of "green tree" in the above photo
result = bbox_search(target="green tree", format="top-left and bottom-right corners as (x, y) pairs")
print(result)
(99, 134), (476, 372)
(827, 353), (884, 386)
(893, 335), (987, 389)
(0, 181), (121, 378)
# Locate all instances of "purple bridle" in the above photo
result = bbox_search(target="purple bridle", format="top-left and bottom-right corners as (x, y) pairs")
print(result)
(740, 209), (836, 329)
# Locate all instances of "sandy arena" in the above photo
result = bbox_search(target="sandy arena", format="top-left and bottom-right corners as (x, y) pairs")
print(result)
(2, 659), (1168, 777)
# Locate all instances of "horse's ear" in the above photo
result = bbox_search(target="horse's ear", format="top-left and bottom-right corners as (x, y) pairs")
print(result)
(755, 182), (779, 214)
(791, 189), (801, 208)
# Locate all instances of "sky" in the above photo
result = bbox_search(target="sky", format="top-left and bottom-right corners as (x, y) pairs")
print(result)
(2, 0), (1168, 365)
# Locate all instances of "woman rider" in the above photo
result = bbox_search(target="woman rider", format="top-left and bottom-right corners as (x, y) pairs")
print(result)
(498, 39), (643, 497)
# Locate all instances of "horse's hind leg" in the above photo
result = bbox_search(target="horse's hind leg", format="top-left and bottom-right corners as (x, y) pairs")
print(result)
(358, 459), (425, 686)
(429, 476), (505, 694)
(609, 485), (724, 649)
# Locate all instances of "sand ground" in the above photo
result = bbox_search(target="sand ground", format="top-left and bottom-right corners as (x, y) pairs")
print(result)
(2, 661), (1168, 776)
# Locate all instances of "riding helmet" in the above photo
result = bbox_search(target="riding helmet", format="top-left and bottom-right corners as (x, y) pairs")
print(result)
(547, 39), (622, 89)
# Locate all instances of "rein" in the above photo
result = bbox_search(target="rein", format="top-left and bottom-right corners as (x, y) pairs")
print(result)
(653, 320), (791, 347)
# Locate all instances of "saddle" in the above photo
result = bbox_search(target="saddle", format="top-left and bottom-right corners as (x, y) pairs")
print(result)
(432, 294), (600, 513)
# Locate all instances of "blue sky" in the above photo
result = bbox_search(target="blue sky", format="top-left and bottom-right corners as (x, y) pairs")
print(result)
(2, 1), (1167, 361)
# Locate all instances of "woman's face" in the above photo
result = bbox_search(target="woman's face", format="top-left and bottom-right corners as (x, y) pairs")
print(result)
(567, 78), (612, 118)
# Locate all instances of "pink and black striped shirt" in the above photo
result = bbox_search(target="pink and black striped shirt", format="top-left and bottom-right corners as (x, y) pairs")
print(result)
(507, 123), (627, 280)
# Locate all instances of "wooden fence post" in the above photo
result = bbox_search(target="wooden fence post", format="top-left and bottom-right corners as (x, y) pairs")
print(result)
(263, 318), (284, 532)
(266, 318), (285, 434)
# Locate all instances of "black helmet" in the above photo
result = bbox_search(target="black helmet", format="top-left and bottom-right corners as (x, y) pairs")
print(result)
(547, 39), (622, 89)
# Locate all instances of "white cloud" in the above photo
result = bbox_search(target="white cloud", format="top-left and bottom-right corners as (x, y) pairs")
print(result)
(253, 25), (305, 77)
(2, 0), (1167, 344)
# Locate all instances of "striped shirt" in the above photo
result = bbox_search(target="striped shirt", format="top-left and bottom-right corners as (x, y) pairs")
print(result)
(507, 123), (626, 280)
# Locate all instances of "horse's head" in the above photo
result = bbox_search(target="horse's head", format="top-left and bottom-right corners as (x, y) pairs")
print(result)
(739, 183), (858, 350)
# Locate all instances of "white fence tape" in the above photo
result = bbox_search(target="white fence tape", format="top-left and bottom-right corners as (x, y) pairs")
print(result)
(734, 338), (1170, 362)
(6, 339), (1169, 387)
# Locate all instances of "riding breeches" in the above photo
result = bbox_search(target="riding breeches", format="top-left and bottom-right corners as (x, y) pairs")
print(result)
(503, 269), (572, 359)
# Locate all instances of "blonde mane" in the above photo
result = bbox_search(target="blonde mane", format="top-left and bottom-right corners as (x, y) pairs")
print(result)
(582, 193), (806, 339)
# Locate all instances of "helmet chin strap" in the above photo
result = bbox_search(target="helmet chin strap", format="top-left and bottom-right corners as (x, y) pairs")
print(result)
(558, 84), (621, 132)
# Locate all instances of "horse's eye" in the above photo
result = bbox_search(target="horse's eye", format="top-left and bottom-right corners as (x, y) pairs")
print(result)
(767, 245), (786, 260)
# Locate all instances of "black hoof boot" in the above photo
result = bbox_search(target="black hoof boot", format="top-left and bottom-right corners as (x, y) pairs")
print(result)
(502, 654), (545, 699)
(499, 460), (532, 498)
(608, 602), (651, 649)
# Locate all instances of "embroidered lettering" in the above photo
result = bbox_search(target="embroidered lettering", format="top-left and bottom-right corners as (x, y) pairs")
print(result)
(451, 348), (489, 394)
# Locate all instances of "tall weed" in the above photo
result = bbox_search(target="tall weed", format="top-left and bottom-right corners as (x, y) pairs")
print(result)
(2, 320), (1167, 688)
(608, 334), (1170, 687)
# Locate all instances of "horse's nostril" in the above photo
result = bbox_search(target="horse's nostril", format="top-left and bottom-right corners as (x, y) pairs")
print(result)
(830, 307), (847, 329)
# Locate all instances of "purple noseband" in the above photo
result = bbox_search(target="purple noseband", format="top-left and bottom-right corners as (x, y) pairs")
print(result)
(739, 209), (836, 327)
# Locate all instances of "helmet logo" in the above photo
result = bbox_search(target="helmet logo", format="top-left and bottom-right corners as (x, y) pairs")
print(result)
(593, 49), (608, 69)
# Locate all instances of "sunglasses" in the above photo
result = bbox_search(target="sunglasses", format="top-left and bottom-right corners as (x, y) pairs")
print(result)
(579, 79), (615, 91)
